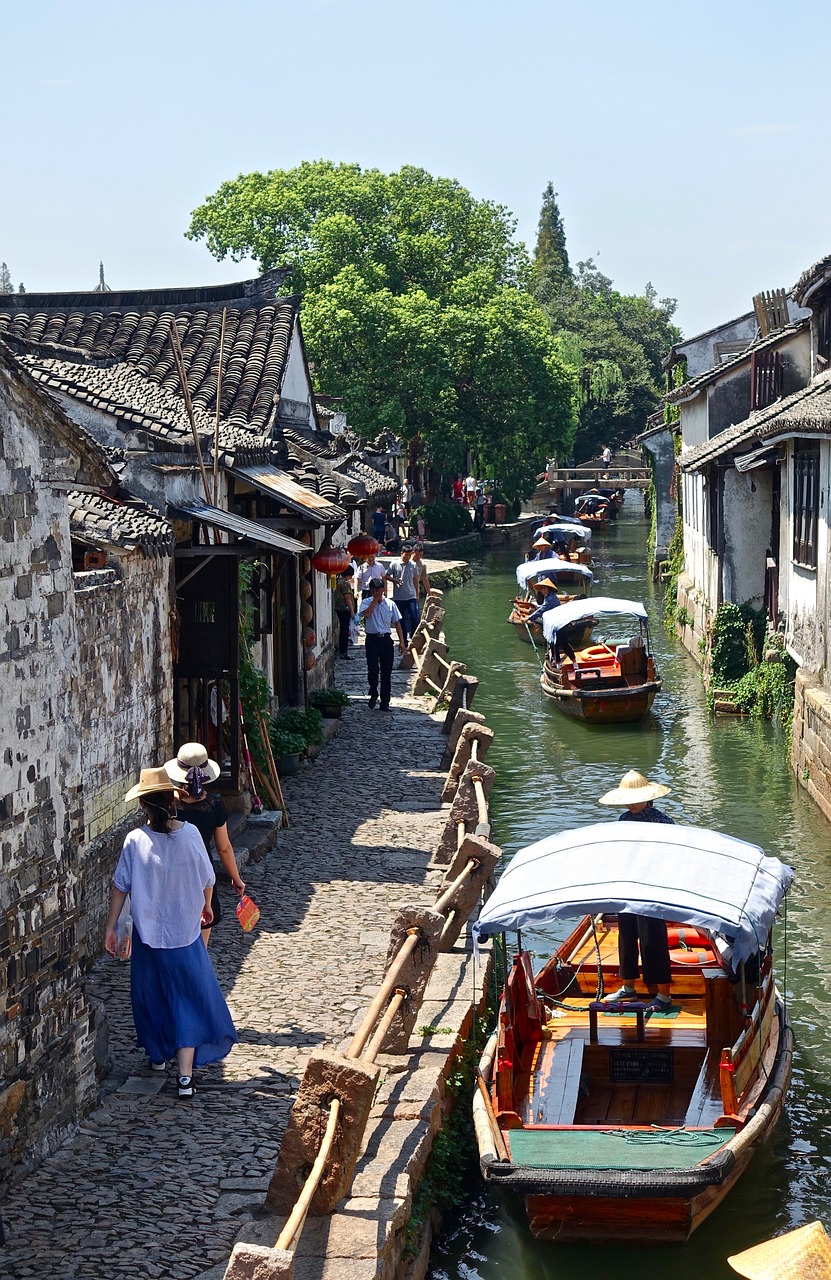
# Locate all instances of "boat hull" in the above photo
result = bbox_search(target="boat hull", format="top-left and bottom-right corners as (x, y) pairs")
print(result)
(485, 1001), (792, 1245)
(540, 671), (660, 722)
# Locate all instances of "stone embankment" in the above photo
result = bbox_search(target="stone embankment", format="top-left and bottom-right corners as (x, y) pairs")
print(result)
(0, 576), (499, 1280)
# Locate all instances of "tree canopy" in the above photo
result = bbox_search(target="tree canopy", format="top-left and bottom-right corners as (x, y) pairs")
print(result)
(188, 162), (576, 497)
(532, 190), (681, 460)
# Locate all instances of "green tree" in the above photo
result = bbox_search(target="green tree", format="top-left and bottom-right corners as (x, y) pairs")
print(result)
(188, 162), (576, 497)
(0, 263), (13, 295)
(533, 183), (572, 298)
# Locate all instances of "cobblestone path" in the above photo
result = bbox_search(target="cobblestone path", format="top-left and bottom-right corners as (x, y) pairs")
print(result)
(0, 654), (448, 1279)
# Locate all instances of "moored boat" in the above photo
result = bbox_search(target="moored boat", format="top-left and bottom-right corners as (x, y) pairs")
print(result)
(473, 822), (794, 1244)
(539, 597), (661, 722)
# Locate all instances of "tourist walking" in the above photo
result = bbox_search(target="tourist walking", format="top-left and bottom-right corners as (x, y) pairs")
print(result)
(473, 486), (486, 530)
(358, 577), (405, 711)
(103, 766), (237, 1098)
(389, 542), (420, 644)
(333, 566), (356, 658)
(411, 544), (430, 603)
(465, 472), (477, 506)
(598, 769), (674, 1013)
(357, 551), (391, 598)
(165, 743), (245, 947)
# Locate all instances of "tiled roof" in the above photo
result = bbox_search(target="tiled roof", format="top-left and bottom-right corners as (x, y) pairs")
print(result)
(666, 321), (808, 405)
(661, 311), (756, 370)
(0, 274), (300, 443)
(793, 252), (831, 306)
(680, 371), (831, 471)
(68, 490), (175, 556)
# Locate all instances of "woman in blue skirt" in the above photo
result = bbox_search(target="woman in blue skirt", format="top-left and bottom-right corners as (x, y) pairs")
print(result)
(104, 766), (238, 1098)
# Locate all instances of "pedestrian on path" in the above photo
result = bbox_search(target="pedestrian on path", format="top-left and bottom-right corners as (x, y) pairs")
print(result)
(389, 542), (420, 644)
(333, 566), (356, 658)
(598, 769), (674, 1014)
(166, 743), (245, 946)
(103, 766), (238, 1098)
(357, 551), (391, 598)
(411, 544), (430, 604)
(358, 577), (405, 710)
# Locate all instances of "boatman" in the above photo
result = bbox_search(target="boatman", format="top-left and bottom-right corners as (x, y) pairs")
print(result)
(598, 770), (674, 1014)
(526, 577), (560, 623)
(358, 577), (405, 712)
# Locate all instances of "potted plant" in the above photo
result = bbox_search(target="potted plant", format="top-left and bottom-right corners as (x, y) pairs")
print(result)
(268, 724), (305, 776)
(308, 687), (351, 719)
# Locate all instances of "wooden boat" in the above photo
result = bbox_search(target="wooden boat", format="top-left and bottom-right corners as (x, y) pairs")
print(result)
(473, 822), (794, 1244)
(509, 558), (594, 644)
(539, 597), (661, 723)
(535, 520), (593, 569)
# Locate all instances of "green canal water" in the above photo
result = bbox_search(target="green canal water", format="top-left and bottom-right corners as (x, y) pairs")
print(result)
(429, 504), (831, 1280)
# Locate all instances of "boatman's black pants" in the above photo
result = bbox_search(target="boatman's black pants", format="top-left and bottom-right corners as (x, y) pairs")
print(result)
(365, 632), (394, 708)
(618, 912), (671, 987)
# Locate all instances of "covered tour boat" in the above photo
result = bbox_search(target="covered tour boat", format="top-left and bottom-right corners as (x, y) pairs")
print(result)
(508, 558), (594, 644)
(473, 822), (794, 1244)
(534, 519), (593, 568)
(540, 597), (661, 723)
(574, 493), (611, 528)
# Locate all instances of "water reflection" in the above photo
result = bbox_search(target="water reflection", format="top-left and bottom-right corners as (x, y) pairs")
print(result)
(431, 506), (831, 1280)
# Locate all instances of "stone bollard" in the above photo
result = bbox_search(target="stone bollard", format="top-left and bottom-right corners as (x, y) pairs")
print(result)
(400, 603), (445, 669)
(436, 834), (501, 950)
(378, 905), (445, 1053)
(431, 659), (468, 713)
(441, 722), (494, 802)
(266, 1050), (380, 1215)
(450, 758), (495, 834)
(441, 673), (479, 736)
(224, 1244), (294, 1280)
(440, 708), (487, 770)
(412, 636), (450, 695)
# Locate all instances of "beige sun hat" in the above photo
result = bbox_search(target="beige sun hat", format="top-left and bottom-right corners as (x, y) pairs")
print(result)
(533, 578), (559, 591)
(125, 767), (176, 803)
(532, 536), (552, 549)
(727, 1221), (831, 1280)
(598, 769), (670, 806)
(164, 742), (221, 786)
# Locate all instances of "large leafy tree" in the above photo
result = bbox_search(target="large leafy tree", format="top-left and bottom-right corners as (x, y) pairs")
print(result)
(188, 162), (575, 497)
(531, 187), (681, 460)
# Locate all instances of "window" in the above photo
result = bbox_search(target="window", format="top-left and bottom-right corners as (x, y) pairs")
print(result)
(750, 350), (783, 412)
(793, 443), (819, 569)
(816, 301), (831, 371)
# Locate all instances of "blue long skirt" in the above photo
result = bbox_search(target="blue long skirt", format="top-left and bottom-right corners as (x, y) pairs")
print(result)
(130, 928), (238, 1067)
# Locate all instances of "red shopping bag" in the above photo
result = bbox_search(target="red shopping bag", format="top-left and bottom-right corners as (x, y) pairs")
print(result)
(235, 894), (261, 932)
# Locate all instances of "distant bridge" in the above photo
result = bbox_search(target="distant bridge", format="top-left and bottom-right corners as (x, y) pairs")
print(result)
(538, 466), (652, 496)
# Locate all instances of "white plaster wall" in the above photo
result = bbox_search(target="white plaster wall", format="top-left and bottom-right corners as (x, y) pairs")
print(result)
(780, 440), (828, 670)
(679, 397), (709, 450)
(281, 326), (316, 430)
(677, 315), (757, 379)
(722, 468), (771, 607)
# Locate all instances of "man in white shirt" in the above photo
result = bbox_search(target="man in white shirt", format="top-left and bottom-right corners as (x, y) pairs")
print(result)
(465, 473), (477, 506)
(357, 553), (392, 598)
(358, 578), (405, 711)
(388, 543), (420, 643)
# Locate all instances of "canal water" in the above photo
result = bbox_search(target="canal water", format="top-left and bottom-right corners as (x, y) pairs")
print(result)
(429, 504), (831, 1279)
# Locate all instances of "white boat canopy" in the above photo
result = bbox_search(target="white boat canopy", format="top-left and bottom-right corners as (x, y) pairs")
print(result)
(473, 821), (794, 968)
(541, 596), (647, 642)
(538, 520), (592, 542)
(516, 558), (594, 588)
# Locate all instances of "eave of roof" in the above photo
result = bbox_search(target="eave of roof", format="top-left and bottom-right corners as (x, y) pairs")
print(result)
(793, 252), (831, 306)
(665, 320), (808, 405)
(661, 310), (755, 370)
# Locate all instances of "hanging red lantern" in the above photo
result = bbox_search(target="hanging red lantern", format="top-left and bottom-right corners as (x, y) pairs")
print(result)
(347, 533), (380, 560)
(312, 541), (351, 588)
(303, 627), (316, 649)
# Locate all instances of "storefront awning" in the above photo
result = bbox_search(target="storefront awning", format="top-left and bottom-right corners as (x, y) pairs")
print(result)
(169, 501), (307, 554)
(734, 444), (780, 474)
(229, 464), (346, 525)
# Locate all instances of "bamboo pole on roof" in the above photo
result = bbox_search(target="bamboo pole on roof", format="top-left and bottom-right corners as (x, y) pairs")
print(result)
(169, 318), (213, 508)
(212, 307), (227, 507)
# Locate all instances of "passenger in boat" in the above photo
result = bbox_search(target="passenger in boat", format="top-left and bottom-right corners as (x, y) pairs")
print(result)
(598, 770), (674, 1014)
(551, 537), (570, 559)
(526, 578), (560, 623)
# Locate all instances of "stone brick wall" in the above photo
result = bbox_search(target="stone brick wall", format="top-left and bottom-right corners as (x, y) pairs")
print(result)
(791, 669), (831, 822)
(0, 359), (98, 1196)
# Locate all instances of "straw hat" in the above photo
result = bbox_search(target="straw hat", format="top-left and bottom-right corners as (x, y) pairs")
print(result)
(532, 536), (551, 549)
(164, 742), (221, 786)
(598, 769), (670, 806)
(728, 1221), (831, 1280)
(125, 767), (176, 803)
(534, 578), (559, 591)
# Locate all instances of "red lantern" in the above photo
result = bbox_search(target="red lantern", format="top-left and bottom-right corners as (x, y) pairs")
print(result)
(303, 627), (316, 649)
(312, 543), (351, 576)
(347, 533), (380, 559)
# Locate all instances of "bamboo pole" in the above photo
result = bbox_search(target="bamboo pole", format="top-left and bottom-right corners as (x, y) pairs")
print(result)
(433, 860), (477, 917)
(347, 930), (421, 1059)
(212, 307), (227, 507)
(274, 1097), (341, 1252)
(169, 319), (213, 508)
(361, 989), (406, 1064)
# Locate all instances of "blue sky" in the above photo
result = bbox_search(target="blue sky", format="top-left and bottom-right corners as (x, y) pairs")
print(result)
(2, 0), (829, 337)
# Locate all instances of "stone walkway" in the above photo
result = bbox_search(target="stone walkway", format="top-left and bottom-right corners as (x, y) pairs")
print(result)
(0, 652), (450, 1279)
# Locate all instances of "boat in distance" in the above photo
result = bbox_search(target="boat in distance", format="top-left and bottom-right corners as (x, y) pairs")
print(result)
(540, 597), (661, 723)
(508, 558), (594, 644)
(472, 822), (794, 1244)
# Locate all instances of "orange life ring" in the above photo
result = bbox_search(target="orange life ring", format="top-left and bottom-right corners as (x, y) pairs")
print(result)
(670, 947), (720, 968)
(666, 926), (711, 948)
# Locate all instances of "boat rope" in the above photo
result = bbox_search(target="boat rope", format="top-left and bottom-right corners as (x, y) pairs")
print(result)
(590, 915), (605, 1000)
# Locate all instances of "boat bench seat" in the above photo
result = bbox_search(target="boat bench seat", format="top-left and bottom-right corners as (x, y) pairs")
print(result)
(683, 1048), (724, 1126)
(537, 1037), (585, 1125)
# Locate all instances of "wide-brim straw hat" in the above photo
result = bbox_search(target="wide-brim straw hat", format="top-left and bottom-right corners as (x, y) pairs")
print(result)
(532, 537), (552, 548)
(534, 578), (559, 591)
(125, 767), (176, 803)
(598, 769), (670, 806)
(164, 743), (221, 786)
(728, 1221), (831, 1280)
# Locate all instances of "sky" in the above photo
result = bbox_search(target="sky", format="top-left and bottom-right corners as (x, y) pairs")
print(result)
(2, 0), (830, 338)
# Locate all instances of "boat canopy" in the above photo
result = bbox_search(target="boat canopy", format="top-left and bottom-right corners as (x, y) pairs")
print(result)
(541, 596), (647, 641)
(538, 520), (592, 542)
(516, 558), (594, 588)
(473, 821), (794, 969)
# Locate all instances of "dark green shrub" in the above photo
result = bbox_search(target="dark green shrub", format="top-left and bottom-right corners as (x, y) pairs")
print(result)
(411, 500), (472, 539)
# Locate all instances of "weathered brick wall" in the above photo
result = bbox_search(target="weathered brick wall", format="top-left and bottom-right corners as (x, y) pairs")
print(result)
(791, 668), (831, 822)
(0, 360), (98, 1195)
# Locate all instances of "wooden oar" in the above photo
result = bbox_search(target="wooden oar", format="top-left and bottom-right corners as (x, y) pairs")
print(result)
(525, 620), (545, 668)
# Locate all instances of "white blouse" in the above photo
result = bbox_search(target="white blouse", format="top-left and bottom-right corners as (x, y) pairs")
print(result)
(114, 822), (215, 950)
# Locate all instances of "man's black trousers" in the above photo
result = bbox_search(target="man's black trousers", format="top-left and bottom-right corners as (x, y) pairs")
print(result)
(365, 633), (394, 707)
